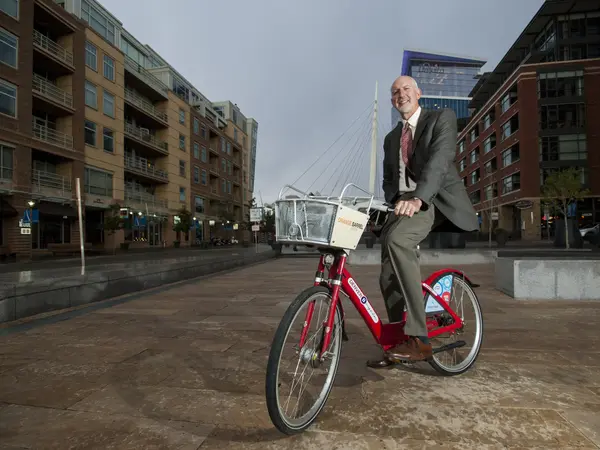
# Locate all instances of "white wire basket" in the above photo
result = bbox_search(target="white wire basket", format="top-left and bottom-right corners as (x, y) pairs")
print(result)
(274, 184), (375, 250)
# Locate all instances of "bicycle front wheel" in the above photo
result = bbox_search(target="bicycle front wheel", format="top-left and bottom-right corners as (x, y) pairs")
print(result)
(265, 286), (343, 435)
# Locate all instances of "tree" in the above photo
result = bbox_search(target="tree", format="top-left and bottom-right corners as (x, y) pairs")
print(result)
(541, 167), (590, 249)
(172, 206), (193, 245)
(103, 203), (124, 253)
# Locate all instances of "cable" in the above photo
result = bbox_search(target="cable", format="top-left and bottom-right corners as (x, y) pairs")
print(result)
(289, 101), (375, 188)
(304, 106), (374, 193)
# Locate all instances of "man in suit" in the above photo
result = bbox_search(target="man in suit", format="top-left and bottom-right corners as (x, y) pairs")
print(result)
(367, 75), (479, 368)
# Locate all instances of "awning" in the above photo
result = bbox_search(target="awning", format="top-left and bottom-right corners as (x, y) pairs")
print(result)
(37, 202), (78, 218)
(0, 197), (17, 218)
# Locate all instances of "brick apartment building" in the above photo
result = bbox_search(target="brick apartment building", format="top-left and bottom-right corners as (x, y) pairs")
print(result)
(457, 0), (600, 240)
(0, 0), (258, 260)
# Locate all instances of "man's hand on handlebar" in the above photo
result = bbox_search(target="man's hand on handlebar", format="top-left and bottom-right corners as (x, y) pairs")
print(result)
(392, 198), (422, 217)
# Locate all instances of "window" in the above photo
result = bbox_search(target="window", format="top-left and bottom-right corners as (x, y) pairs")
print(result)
(0, 79), (16, 117)
(483, 113), (492, 130)
(193, 165), (199, 183)
(179, 133), (185, 150)
(501, 92), (516, 113)
(459, 158), (466, 172)
(228, 161), (232, 175)
(243, 136), (246, 149)
(484, 183), (497, 201)
(179, 187), (185, 202)
(0, 144), (13, 180)
(227, 181), (232, 194)
(193, 118), (199, 134)
(201, 125), (206, 138)
(470, 169), (480, 185)
(234, 128), (238, 142)
(179, 108), (185, 124)
(540, 103), (585, 130)
(538, 70), (584, 98)
(201, 146), (207, 162)
(227, 142), (231, 155)
(483, 134), (496, 154)
(502, 172), (520, 195)
(458, 140), (465, 154)
(501, 120), (512, 140)
(84, 166), (113, 197)
(85, 81), (97, 108)
(221, 178), (226, 192)
(469, 190), (481, 205)
(193, 142), (200, 159)
(81, 0), (116, 44)
(502, 145), (520, 167)
(469, 128), (478, 143)
(194, 196), (205, 214)
(539, 134), (587, 162)
(84, 120), (96, 146)
(469, 148), (479, 164)
(103, 55), (114, 81)
(103, 90), (115, 117)
(221, 158), (226, 172)
(85, 41), (97, 70)
(0, 0), (18, 19)
(0, 28), (17, 68)
(201, 169), (207, 185)
(220, 137), (225, 152)
(484, 158), (497, 176)
(179, 160), (185, 177)
(103, 128), (114, 153)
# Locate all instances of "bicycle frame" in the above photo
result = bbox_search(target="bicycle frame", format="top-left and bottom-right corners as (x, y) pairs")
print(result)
(299, 252), (466, 358)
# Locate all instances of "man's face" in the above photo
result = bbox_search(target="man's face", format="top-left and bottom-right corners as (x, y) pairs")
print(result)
(391, 77), (421, 116)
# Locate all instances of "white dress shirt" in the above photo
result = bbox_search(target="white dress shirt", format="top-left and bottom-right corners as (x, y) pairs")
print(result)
(398, 106), (421, 194)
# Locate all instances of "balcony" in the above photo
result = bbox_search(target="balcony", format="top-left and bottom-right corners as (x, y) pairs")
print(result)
(124, 122), (168, 156)
(124, 57), (168, 101)
(32, 123), (74, 151)
(124, 88), (168, 127)
(124, 155), (169, 183)
(32, 74), (74, 112)
(31, 170), (72, 200)
(125, 189), (169, 211)
(33, 29), (74, 71)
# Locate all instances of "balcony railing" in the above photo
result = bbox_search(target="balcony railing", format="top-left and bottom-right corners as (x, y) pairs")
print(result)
(32, 74), (73, 109)
(124, 57), (168, 97)
(31, 170), (72, 199)
(125, 189), (168, 209)
(124, 122), (168, 154)
(124, 88), (168, 123)
(124, 155), (169, 182)
(32, 123), (74, 150)
(33, 29), (74, 67)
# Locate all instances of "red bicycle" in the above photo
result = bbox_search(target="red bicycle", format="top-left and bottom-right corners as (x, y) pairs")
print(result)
(265, 185), (484, 435)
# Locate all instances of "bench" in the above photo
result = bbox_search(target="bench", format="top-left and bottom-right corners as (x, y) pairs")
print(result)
(47, 243), (92, 256)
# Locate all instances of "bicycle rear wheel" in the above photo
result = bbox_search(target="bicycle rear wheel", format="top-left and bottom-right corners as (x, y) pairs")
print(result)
(265, 286), (343, 435)
(425, 274), (483, 376)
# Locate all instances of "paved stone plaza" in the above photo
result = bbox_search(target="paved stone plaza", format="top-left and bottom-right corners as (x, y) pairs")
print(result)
(1, 258), (599, 449)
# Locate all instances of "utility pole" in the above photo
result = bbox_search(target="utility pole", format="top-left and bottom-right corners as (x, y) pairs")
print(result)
(369, 81), (378, 195)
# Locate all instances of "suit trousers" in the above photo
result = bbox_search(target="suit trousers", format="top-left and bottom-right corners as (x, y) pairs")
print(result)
(379, 198), (435, 337)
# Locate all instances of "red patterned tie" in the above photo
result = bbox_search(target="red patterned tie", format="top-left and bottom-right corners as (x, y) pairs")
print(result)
(401, 121), (413, 165)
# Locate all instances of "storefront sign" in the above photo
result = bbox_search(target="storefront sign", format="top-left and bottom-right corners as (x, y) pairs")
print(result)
(514, 200), (534, 210)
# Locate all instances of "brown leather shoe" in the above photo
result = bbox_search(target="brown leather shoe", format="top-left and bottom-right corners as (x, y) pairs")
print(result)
(366, 356), (395, 368)
(384, 337), (433, 362)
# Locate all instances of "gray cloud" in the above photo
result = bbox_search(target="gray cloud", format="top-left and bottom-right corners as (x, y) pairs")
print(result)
(100, 0), (544, 203)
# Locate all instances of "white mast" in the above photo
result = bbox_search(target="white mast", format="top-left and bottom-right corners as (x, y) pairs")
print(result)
(369, 81), (379, 195)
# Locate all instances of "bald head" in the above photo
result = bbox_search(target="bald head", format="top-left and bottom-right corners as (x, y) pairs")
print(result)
(391, 76), (422, 119)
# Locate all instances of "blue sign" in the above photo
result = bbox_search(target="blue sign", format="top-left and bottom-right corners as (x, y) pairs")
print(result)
(21, 209), (39, 224)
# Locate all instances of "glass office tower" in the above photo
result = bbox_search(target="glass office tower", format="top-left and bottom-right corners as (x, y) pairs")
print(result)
(391, 49), (486, 127)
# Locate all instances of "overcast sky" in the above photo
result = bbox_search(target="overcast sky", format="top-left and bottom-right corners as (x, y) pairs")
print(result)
(101, 0), (544, 204)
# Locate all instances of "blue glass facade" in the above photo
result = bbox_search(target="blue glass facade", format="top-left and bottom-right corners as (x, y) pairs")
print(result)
(391, 49), (486, 127)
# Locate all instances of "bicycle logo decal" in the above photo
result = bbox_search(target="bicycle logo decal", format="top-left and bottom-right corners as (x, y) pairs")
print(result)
(348, 278), (379, 323)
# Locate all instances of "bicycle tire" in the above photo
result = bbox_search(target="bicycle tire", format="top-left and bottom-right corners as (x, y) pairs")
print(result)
(265, 285), (343, 435)
(426, 275), (484, 376)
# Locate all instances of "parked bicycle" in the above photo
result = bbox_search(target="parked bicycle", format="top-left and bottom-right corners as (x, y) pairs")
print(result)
(265, 184), (484, 435)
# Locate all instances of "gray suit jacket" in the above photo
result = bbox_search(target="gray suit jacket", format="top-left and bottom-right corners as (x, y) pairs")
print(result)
(382, 108), (479, 232)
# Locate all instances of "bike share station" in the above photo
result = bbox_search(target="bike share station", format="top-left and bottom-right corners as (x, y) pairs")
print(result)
(265, 183), (483, 434)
